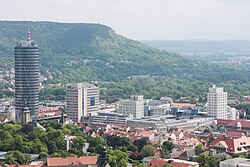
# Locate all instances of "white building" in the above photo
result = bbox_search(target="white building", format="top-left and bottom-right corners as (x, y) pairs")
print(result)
(66, 83), (100, 123)
(207, 85), (227, 119)
(118, 95), (144, 118)
(220, 158), (250, 167)
(227, 106), (239, 120)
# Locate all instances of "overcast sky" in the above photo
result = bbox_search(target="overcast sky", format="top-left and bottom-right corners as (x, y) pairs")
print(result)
(0, 0), (250, 40)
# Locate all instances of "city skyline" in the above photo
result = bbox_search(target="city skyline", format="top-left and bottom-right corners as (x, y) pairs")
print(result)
(0, 0), (250, 40)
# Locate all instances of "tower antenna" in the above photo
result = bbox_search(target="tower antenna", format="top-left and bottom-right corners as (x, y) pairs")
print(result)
(28, 31), (31, 41)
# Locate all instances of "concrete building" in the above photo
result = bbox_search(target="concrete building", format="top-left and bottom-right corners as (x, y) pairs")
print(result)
(15, 32), (39, 121)
(118, 95), (144, 118)
(227, 106), (239, 120)
(82, 111), (128, 126)
(207, 85), (227, 119)
(220, 158), (250, 167)
(66, 83), (100, 122)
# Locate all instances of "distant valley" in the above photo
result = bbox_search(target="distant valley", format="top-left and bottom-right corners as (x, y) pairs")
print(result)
(144, 40), (250, 69)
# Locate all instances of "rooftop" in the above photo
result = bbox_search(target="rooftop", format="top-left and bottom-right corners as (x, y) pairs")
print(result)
(47, 156), (98, 166)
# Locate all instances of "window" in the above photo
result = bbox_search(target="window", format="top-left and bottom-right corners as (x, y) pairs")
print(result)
(90, 97), (95, 106)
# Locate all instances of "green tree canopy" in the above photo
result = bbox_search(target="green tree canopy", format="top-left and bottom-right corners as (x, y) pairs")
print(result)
(141, 145), (155, 158)
(109, 150), (128, 167)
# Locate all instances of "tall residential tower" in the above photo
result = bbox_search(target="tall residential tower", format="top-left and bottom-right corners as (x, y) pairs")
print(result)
(15, 32), (39, 121)
(207, 85), (227, 119)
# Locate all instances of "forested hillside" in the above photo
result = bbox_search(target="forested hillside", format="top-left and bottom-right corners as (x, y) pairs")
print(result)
(0, 21), (249, 83)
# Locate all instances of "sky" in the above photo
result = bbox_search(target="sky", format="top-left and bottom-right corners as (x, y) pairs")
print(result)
(0, 0), (250, 40)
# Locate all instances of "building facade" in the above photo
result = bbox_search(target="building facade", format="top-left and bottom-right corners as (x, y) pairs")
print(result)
(118, 95), (144, 118)
(207, 85), (227, 119)
(227, 106), (239, 120)
(15, 32), (39, 121)
(66, 83), (100, 122)
(82, 111), (128, 126)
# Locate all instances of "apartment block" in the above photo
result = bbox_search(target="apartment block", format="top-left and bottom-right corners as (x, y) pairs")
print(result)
(207, 85), (227, 119)
(118, 95), (144, 118)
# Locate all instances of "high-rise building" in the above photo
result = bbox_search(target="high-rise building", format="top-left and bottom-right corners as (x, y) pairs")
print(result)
(15, 32), (39, 121)
(118, 95), (144, 118)
(66, 83), (100, 122)
(207, 85), (227, 119)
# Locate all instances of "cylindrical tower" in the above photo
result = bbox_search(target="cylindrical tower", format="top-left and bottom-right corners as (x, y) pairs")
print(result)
(15, 32), (39, 121)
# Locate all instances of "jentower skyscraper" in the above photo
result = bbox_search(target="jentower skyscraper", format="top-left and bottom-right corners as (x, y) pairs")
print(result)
(15, 32), (39, 121)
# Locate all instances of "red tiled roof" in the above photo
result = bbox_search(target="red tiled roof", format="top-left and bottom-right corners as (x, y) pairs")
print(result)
(209, 136), (250, 154)
(243, 100), (250, 105)
(47, 156), (98, 166)
(65, 135), (76, 140)
(38, 106), (63, 112)
(216, 119), (233, 124)
(172, 131), (182, 136)
(146, 159), (190, 167)
(178, 137), (201, 147)
(226, 119), (250, 127)
(0, 117), (7, 122)
(216, 119), (250, 129)
(136, 131), (154, 138)
(226, 131), (245, 138)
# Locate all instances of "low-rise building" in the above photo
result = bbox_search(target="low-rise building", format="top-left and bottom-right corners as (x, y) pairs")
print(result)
(220, 158), (250, 167)
(209, 136), (250, 154)
(82, 112), (128, 126)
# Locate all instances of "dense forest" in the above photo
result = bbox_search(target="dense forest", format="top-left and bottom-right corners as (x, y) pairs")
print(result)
(39, 77), (250, 102)
(0, 21), (249, 99)
(1, 21), (250, 82)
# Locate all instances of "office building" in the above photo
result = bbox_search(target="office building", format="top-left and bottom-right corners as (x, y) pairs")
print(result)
(118, 95), (144, 118)
(207, 85), (227, 119)
(15, 32), (39, 121)
(66, 83), (100, 122)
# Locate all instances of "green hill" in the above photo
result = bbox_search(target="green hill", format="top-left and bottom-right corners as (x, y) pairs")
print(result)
(0, 21), (249, 83)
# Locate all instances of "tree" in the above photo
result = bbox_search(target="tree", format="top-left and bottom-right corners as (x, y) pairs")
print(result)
(87, 136), (106, 154)
(7, 151), (26, 165)
(208, 156), (221, 167)
(163, 165), (173, 167)
(141, 145), (155, 158)
(47, 141), (58, 154)
(106, 135), (131, 149)
(162, 141), (175, 151)
(109, 150), (128, 167)
(70, 136), (86, 156)
(196, 153), (209, 167)
(5, 155), (15, 165)
(133, 138), (149, 151)
(207, 136), (215, 146)
(127, 144), (138, 152)
(39, 152), (48, 159)
(195, 144), (204, 150)
(14, 135), (23, 151)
